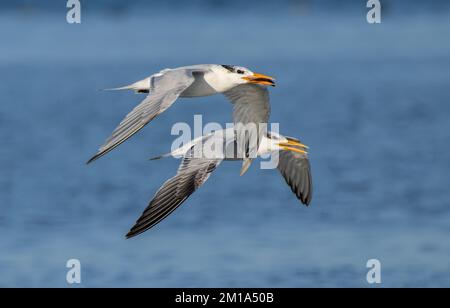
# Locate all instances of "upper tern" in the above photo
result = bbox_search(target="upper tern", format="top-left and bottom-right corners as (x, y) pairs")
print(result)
(88, 64), (275, 174)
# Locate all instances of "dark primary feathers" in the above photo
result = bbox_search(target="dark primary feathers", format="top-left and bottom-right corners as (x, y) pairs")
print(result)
(277, 150), (313, 206)
(126, 146), (222, 238)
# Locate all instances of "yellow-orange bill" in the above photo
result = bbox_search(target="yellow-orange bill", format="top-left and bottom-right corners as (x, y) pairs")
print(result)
(285, 140), (309, 149)
(280, 145), (308, 155)
(242, 73), (275, 86)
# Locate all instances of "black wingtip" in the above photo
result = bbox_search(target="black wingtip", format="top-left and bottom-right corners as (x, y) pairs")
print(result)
(301, 193), (312, 207)
(125, 229), (140, 239)
(148, 155), (163, 161)
(86, 154), (100, 165)
(86, 149), (111, 164)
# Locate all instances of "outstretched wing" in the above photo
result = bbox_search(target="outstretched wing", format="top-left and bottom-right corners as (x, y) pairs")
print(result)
(126, 146), (222, 238)
(223, 84), (270, 174)
(277, 150), (313, 206)
(87, 68), (201, 163)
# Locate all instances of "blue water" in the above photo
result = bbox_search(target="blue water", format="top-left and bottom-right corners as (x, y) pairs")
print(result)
(1, 4), (450, 287)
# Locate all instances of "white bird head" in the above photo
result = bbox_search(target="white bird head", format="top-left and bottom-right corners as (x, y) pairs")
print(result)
(219, 64), (276, 87)
(259, 132), (308, 155)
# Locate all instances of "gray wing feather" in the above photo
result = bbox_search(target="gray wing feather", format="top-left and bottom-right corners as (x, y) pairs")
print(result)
(126, 145), (221, 238)
(225, 84), (270, 125)
(87, 69), (198, 163)
(277, 150), (313, 206)
(224, 84), (270, 170)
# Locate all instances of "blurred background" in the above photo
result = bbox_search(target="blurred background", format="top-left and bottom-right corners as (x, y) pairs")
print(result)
(1, 0), (450, 287)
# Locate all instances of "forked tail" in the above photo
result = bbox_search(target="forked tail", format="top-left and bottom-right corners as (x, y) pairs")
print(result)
(102, 77), (150, 93)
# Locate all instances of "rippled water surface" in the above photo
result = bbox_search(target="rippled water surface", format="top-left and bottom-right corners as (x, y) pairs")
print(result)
(1, 5), (450, 287)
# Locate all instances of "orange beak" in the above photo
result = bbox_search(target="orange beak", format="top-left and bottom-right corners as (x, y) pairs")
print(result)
(242, 73), (276, 86)
(279, 140), (309, 155)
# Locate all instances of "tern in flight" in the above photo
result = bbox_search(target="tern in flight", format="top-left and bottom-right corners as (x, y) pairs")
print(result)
(88, 64), (275, 174)
(126, 128), (312, 238)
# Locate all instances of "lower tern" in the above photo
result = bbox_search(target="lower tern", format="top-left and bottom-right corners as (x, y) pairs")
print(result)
(126, 128), (312, 239)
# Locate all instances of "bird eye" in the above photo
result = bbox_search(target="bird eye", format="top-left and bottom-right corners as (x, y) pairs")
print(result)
(236, 70), (245, 75)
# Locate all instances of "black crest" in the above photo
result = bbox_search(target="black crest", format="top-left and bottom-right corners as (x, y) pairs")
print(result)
(221, 64), (235, 72)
